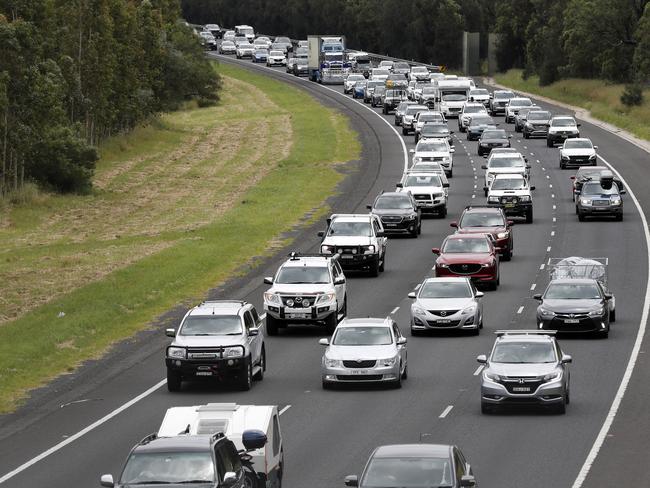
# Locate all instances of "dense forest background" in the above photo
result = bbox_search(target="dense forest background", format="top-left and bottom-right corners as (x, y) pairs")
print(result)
(0, 0), (220, 196)
(183, 0), (650, 86)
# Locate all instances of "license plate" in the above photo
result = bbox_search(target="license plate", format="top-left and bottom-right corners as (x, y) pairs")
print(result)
(437, 319), (451, 324)
(385, 223), (397, 227)
(196, 371), (213, 376)
(350, 369), (370, 375)
(289, 313), (310, 319)
(504, 203), (515, 208)
(341, 255), (354, 259)
(564, 319), (580, 323)
(512, 386), (530, 392)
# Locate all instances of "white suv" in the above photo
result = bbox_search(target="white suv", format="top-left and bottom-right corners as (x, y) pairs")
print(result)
(547, 116), (581, 147)
(319, 214), (387, 277)
(482, 152), (530, 196)
(504, 97), (533, 123)
(458, 103), (488, 132)
(410, 138), (454, 177)
(397, 171), (449, 217)
(263, 253), (347, 335)
(559, 138), (597, 169)
(487, 174), (535, 223)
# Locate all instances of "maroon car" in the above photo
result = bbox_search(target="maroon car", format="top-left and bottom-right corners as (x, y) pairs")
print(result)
(451, 206), (513, 261)
(433, 233), (500, 289)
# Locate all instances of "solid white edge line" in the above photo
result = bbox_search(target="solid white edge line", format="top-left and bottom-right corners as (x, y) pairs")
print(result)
(279, 405), (292, 416)
(473, 365), (484, 376)
(571, 155), (650, 488)
(439, 405), (454, 418)
(0, 379), (167, 483)
(540, 264), (546, 270)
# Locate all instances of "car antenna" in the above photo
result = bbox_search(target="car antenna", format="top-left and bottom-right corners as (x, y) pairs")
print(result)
(179, 424), (191, 435)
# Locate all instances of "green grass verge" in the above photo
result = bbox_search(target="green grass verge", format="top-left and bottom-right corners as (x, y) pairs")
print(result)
(0, 62), (360, 413)
(494, 69), (650, 142)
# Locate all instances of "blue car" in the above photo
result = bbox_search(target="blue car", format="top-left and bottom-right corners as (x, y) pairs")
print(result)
(252, 49), (268, 63)
(352, 81), (367, 99)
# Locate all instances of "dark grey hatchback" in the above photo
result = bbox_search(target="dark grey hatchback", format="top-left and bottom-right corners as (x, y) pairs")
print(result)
(345, 444), (477, 488)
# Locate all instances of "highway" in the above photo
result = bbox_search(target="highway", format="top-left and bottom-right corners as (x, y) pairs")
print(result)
(0, 52), (649, 488)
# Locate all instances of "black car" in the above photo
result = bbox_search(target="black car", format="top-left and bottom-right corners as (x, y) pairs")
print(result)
(367, 192), (421, 237)
(534, 278), (612, 337)
(382, 89), (407, 114)
(477, 129), (511, 156)
(416, 122), (453, 145)
(371, 86), (387, 107)
(466, 114), (496, 141)
(345, 444), (477, 488)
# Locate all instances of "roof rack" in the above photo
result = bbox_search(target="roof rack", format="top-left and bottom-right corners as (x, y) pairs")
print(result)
(139, 433), (158, 445)
(199, 300), (247, 306)
(495, 330), (556, 336)
(464, 205), (502, 210)
(287, 252), (340, 261)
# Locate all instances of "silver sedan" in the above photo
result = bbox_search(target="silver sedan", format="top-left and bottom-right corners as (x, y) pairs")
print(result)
(320, 318), (407, 389)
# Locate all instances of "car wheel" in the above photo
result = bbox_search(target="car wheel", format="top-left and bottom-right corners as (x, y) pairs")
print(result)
(369, 259), (380, 277)
(379, 253), (386, 272)
(565, 388), (570, 405)
(325, 313), (337, 334)
(392, 367), (402, 389)
(402, 127), (408, 135)
(410, 327), (422, 337)
(447, 170), (453, 178)
(600, 328), (609, 339)
(616, 213), (623, 221)
(240, 360), (253, 391)
(481, 401), (494, 414)
(253, 348), (265, 381)
(526, 209), (533, 224)
(471, 326), (480, 336)
(610, 308), (616, 322)
(266, 315), (279, 336)
(401, 360), (408, 379)
(484, 188), (488, 197)
(417, 221), (422, 235)
(555, 400), (566, 414)
(341, 296), (348, 317)
(547, 138), (553, 147)
(166, 369), (182, 392)
(578, 212), (586, 222)
(479, 316), (484, 329)
(524, 131), (529, 139)
(322, 380), (333, 390)
(502, 249), (512, 262)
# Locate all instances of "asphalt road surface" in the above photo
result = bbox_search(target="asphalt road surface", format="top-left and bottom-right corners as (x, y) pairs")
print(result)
(1, 53), (649, 488)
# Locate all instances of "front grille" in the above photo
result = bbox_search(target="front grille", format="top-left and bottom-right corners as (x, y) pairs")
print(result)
(500, 377), (544, 394)
(187, 347), (223, 359)
(281, 295), (317, 308)
(500, 196), (519, 204)
(593, 200), (610, 207)
(428, 310), (460, 317)
(381, 216), (403, 223)
(426, 319), (461, 327)
(556, 313), (590, 319)
(336, 246), (361, 255)
(420, 156), (444, 162)
(449, 263), (482, 274)
(568, 156), (590, 163)
(343, 360), (377, 368)
(337, 374), (383, 381)
(414, 194), (432, 201)
(532, 124), (547, 129)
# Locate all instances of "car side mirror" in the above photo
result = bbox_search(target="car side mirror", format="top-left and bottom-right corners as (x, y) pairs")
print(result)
(481, 164), (488, 170)
(533, 293), (543, 301)
(397, 337), (407, 345)
(366, 204), (372, 210)
(577, 123), (582, 127)
(508, 135), (512, 138)
(450, 130), (455, 134)
(526, 165), (531, 169)
(450, 148), (455, 153)
(507, 220), (514, 226)
(317, 231), (325, 237)
(594, 145), (598, 149)
(530, 186), (536, 191)
(604, 293), (613, 300)
(165, 328), (176, 338)
(319, 338), (330, 346)
(345, 475), (359, 487)
(248, 328), (259, 336)
(334, 277), (346, 285)
(100, 475), (115, 488)
(460, 475), (477, 487)
(476, 354), (487, 364)
(620, 189), (626, 194)
(561, 354), (573, 364)
(409, 149), (415, 154)
(264, 277), (274, 285)
(475, 291), (484, 298)
(570, 176), (576, 180)
(223, 472), (238, 486)
(408, 292), (417, 299)
(376, 231), (386, 238)
(443, 182), (450, 188)
(396, 182), (404, 188)
(450, 221), (458, 228)
(482, 154), (488, 158)
(431, 247), (440, 254)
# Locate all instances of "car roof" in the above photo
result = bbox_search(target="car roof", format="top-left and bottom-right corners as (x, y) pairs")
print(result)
(565, 138), (591, 143)
(330, 214), (373, 223)
(281, 256), (330, 268)
(134, 435), (212, 453)
(373, 444), (451, 458)
(464, 206), (503, 214)
(338, 318), (391, 328)
(496, 334), (555, 344)
(552, 115), (576, 120)
(188, 301), (246, 316)
(446, 232), (490, 240)
(549, 278), (599, 285)
(422, 277), (471, 284)
(376, 192), (409, 199)
(493, 173), (525, 180)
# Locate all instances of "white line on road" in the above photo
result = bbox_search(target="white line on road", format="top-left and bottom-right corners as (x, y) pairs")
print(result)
(549, 184), (553, 188)
(540, 264), (545, 270)
(551, 231), (555, 236)
(415, 283), (422, 290)
(517, 306), (524, 314)
(551, 194), (555, 198)
(473, 366), (484, 376)
(553, 217), (557, 223)
(471, 194), (476, 199)
(279, 405), (292, 415)
(536, 159), (540, 163)
(553, 205), (557, 210)
(391, 307), (400, 315)
(530, 283), (537, 290)
(439, 405), (454, 418)
(547, 246), (552, 252)
(546, 175), (550, 179)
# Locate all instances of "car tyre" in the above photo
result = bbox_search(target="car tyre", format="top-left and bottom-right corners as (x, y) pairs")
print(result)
(325, 313), (337, 334)
(166, 370), (182, 392)
(402, 127), (408, 135)
(555, 400), (566, 414)
(240, 360), (253, 391)
(526, 208), (533, 223)
(481, 402), (494, 414)
(253, 348), (265, 381)
(392, 368), (402, 389)
(578, 212), (586, 222)
(524, 131), (529, 139)
(610, 308), (616, 322)
(616, 213), (623, 221)
(322, 380), (333, 390)
(266, 315), (280, 336)
(546, 138), (553, 147)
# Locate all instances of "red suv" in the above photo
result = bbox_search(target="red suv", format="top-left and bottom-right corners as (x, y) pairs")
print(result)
(451, 206), (513, 261)
(433, 233), (500, 289)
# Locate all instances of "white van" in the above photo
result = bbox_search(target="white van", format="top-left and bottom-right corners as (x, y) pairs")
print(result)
(158, 403), (284, 488)
(235, 24), (255, 41)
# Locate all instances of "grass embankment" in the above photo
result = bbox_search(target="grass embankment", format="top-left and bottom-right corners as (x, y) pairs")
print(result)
(494, 69), (650, 142)
(0, 62), (360, 412)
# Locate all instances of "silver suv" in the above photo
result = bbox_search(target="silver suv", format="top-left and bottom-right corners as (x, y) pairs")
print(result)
(408, 277), (484, 335)
(165, 300), (266, 391)
(477, 331), (572, 414)
(263, 253), (347, 335)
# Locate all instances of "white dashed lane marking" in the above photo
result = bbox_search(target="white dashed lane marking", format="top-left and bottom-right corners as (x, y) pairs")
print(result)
(439, 405), (454, 418)
(517, 306), (525, 314)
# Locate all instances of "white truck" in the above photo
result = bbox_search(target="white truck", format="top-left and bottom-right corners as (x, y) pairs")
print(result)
(434, 79), (472, 118)
(234, 24), (255, 42)
(158, 403), (285, 488)
(308, 35), (350, 84)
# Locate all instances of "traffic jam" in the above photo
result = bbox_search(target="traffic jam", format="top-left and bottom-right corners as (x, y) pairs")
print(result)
(100, 24), (628, 488)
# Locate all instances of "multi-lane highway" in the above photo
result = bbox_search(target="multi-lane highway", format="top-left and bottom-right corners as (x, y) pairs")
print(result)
(1, 52), (649, 488)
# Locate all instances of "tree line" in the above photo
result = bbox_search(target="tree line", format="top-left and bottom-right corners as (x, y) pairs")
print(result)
(182, 0), (650, 85)
(0, 0), (220, 196)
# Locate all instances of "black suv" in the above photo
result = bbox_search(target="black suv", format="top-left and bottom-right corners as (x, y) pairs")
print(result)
(477, 129), (511, 156)
(99, 430), (265, 488)
(367, 192), (421, 237)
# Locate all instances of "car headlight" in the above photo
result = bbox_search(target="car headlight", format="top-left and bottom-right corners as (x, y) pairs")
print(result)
(437, 263), (449, 268)
(380, 357), (397, 367)
(264, 292), (282, 305)
(538, 307), (555, 318)
(316, 292), (336, 304)
(525, 122), (533, 128)
(580, 198), (592, 206)
(321, 244), (334, 254)
(361, 245), (376, 254)
(324, 357), (342, 368)
(588, 307), (605, 317)
(589, 154), (597, 160)
(223, 346), (244, 358)
(167, 346), (186, 359)
(519, 195), (531, 202)
(484, 371), (501, 382)
(611, 197), (621, 206)
(561, 155), (570, 160)
(481, 261), (495, 268)
(461, 304), (477, 315)
(405, 213), (418, 220)
(543, 371), (562, 382)
(497, 232), (508, 239)
(413, 157), (422, 163)
(412, 305), (427, 317)
(488, 196), (500, 203)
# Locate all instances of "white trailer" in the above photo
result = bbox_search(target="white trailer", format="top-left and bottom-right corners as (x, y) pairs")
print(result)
(434, 79), (473, 118)
(158, 403), (284, 488)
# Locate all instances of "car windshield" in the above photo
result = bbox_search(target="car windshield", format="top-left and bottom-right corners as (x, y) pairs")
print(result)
(406, 106), (426, 115)
(255, 49), (267, 54)
(276, 266), (330, 284)
(442, 94), (467, 101)
(388, 74), (405, 80)
(490, 157), (524, 168)
(492, 342), (556, 364)
(404, 175), (442, 187)
(491, 178), (526, 190)
(120, 452), (215, 484)
(395, 62), (410, 70)
(528, 111), (551, 120)
(460, 212), (504, 227)
(296, 59), (308, 65)
(348, 75), (364, 81)
(368, 81), (384, 89)
(375, 196), (412, 209)
(494, 91), (514, 100)
(581, 182), (619, 195)
(361, 456), (453, 488)
(270, 50), (283, 56)
(510, 99), (532, 106)
(332, 326), (392, 346)
(482, 130), (507, 139)
(412, 67), (428, 73)
(355, 81), (368, 87)
(545, 283), (601, 299)
(276, 37), (290, 43)
(464, 105), (484, 113)
(564, 140), (593, 149)
(442, 237), (490, 253)
(421, 125), (448, 135)
(470, 116), (493, 125)
(417, 141), (448, 152)
(328, 221), (372, 237)
(419, 281), (472, 298)
(471, 89), (488, 96)
(422, 87), (436, 94)
(553, 118), (576, 127)
(223, 42), (235, 47)
(180, 315), (242, 336)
